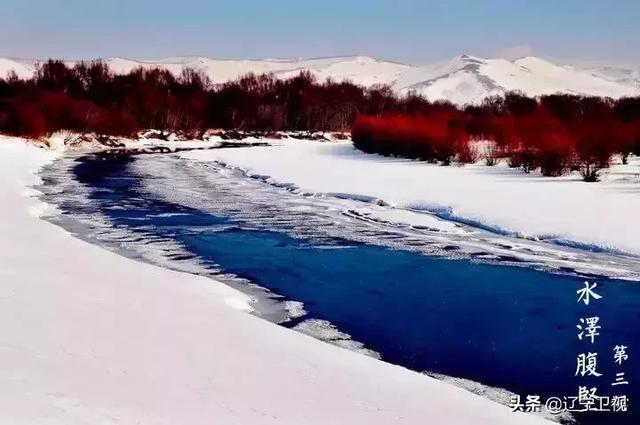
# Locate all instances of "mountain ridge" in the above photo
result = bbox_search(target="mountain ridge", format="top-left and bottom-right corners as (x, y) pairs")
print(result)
(1, 54), (638, 106)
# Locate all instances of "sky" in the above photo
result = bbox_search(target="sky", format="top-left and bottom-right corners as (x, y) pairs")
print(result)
(1, 0), (638, 64)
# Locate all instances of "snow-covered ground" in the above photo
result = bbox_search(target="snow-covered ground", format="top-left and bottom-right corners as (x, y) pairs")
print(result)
(43, 130), (226, 152)
(0, 136), (551, 424)
(2, 54), (638, 105)
(182, 139), (640, 256)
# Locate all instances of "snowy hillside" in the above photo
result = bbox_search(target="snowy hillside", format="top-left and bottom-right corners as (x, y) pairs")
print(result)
(1, 54), (639, 105)
(0, 57), (36, 80)
(100, 56), (413, 87)
(0, 56), (410, 88)
(582, 65), (640, 89)
(393, 55), (640, 104)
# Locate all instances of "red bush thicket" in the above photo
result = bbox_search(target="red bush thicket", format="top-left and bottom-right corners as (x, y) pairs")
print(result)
(353, 94), (640, 181)
(1, 59), (640, 182)
(353, 113), (471, 165)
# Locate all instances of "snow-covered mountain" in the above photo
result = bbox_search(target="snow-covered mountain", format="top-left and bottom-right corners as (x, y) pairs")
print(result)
(0, 56), (411, 88)
(106, 56), (413, 87)
(1, 54), (639, 105)
(0, 57), (36, 80)
(392, 55), (640, 105)
(581, 65), (640, 89)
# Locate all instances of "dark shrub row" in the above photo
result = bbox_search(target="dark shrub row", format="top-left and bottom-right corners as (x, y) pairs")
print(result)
(0, 59), (437, 138)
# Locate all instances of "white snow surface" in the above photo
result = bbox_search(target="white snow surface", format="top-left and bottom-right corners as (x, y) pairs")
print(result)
(2, 54), (639, 105)
(182, 140), (640, 256)
(0, 57), (36, 79)
(0, 136), (550, 424)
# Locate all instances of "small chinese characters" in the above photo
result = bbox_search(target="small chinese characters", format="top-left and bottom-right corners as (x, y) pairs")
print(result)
(509, 389), (629, 414)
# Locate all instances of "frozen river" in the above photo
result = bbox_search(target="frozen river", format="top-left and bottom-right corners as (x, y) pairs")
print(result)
(39, 152), (640, 425)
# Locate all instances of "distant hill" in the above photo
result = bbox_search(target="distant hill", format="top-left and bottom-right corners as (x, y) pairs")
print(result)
(2, 54), (639, 106)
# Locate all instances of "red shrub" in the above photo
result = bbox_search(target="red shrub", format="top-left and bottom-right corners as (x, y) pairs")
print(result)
(1, 100), (47, 138)
(91, 109), (139, 137)
(517, 110), (574, 176)
(573, 121), (617, 182)
(352, 113), (470, 164)
(456, 138), (479, 164)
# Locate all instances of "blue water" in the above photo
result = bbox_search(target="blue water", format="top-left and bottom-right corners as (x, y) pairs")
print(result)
(53, 155), (640, 424)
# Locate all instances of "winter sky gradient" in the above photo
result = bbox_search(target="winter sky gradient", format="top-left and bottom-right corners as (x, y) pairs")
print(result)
(1, 0), (638, 63)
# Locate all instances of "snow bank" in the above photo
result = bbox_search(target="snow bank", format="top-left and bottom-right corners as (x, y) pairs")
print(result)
(0, 135), (549, 424)
(182, 140), (640, 255)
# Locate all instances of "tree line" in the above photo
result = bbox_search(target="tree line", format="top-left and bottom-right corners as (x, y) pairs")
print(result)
(1, 59), (640, 181)
(0, 59), (409, 138)
(353, 93), (640, 181)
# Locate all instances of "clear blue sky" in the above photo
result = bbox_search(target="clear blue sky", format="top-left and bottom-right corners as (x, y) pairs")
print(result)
(1, 0), (638, 63)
